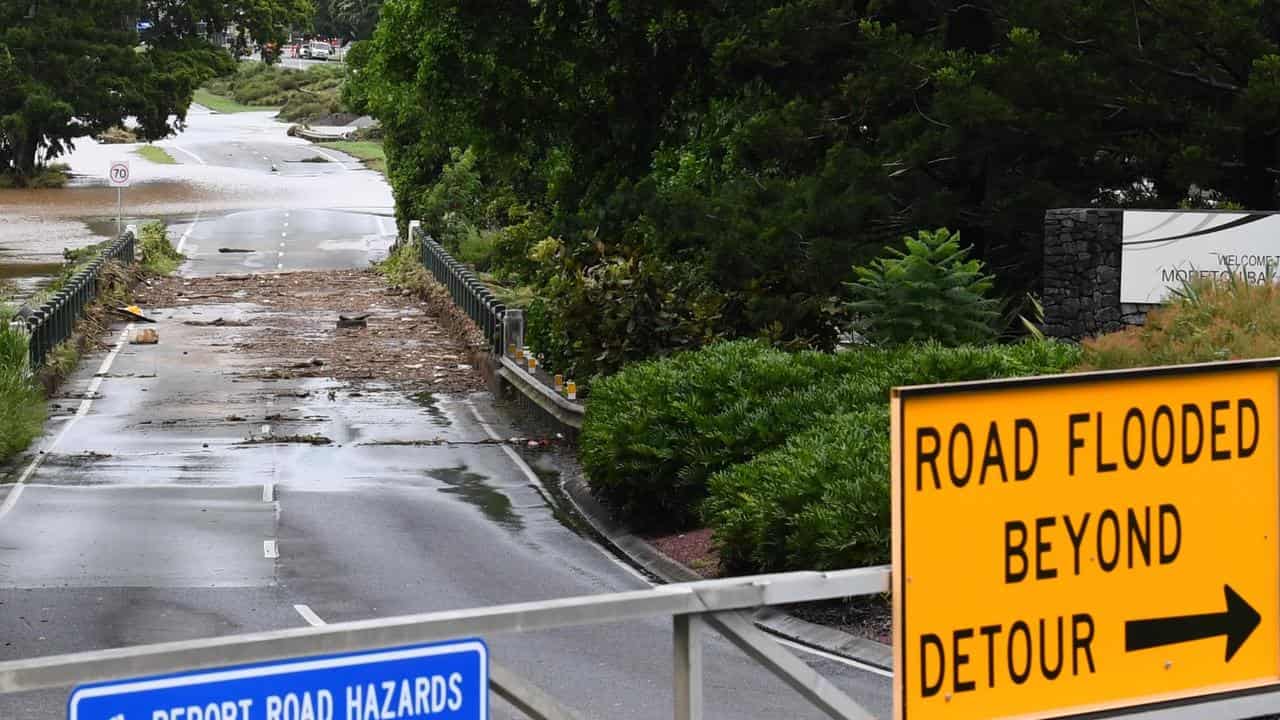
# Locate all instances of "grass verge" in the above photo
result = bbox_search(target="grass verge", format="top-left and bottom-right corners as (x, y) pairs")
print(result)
(200, 62), (345, 123)
(193, 88), (277, 114)
(136, 145), (177, 165)
(325, 141), (386, 175)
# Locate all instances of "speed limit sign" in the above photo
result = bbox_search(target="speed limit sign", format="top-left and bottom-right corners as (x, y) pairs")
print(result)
(108, 160), (131, 188)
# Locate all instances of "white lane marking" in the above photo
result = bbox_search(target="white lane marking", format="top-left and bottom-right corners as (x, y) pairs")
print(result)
(294, 604), (327, 627)
(262, 482), (274, 503)
(175, 209), (203, 254)
(277, 252), (284, 257)
(465, 400), (650, 584)
(169, 145), (207, 166)
(279, 242), (285, 248)
(281, 232), (288, 237)
(774, 637), (894, 678)
(309, 146), (350, 171)
(277, 263), (283, 270)
(0, 326), (133, 521)
(263, 540), (279, 559)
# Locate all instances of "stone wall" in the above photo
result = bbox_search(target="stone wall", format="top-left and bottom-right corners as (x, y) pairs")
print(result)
(1042, 208), (1156, 338)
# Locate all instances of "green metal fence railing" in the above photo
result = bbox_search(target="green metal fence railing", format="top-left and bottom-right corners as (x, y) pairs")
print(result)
(23, 231), (136, 370)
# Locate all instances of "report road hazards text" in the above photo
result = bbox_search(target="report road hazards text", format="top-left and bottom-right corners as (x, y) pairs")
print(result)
(892, 361), (1280, 719)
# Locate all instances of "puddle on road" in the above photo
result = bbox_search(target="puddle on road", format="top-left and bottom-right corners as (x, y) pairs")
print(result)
(429, 465), (523, 531)
(410, 391), (451, 427)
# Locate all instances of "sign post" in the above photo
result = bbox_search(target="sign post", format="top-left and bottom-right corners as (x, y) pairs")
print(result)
(892, 361), (1280, 719)
(108, 160), (131, 237)
(68, 639), (488, 720)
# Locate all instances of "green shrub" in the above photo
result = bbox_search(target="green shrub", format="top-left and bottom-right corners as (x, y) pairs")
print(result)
(378, 238), (433, 294)
(1081, 274), (1280, 370)
(0, 324), (43, 462)
(582, 339), (1082, 539)
(138, 221), (184, 275)
(697, 340), (1081, 571)
(704, 407), (891, 571)
(847, 228), (1000, 346)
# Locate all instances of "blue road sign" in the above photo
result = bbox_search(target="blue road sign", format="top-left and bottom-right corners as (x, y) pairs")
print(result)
(68, 639), (488, 720)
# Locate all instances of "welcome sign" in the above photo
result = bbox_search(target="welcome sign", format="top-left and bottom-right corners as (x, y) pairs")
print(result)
(1120, 211), (1280, 303)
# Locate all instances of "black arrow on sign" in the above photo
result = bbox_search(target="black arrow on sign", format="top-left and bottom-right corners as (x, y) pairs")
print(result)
(1125, 585), (1261, 662)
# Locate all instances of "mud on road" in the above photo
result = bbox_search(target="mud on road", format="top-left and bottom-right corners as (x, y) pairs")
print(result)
(134, 269), (487, 394)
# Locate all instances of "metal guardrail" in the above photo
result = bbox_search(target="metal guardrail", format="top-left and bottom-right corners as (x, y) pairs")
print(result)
(22, 230), (136, 370)
(0, 567), (890, 720)
(415, 226), (506, 355)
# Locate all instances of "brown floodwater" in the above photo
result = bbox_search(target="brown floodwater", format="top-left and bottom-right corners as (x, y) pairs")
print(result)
(0, 105), (394, 301)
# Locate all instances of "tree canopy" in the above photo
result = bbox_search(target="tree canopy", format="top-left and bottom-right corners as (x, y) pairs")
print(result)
(0, 0), (311, 180)
(352, 1), (1280, 375)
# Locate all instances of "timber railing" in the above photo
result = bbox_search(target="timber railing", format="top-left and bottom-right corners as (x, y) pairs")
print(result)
(22, 230), (136, 370)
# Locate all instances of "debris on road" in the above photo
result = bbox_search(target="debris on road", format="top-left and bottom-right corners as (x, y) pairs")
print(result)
(337, 313), (369, 328)
(130, 328), (159, 345)
(239, 434), (333, 446)
(217, 248), (255, 253)
(183, 317), (251, 327)
(134, 270), (486, 393)
(112, 305), (157, 323)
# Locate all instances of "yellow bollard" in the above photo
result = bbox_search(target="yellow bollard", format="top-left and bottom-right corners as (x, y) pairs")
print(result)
(528, 356), (538, 372)
(515, 346), (524, 362)
(554, 374), (564, 392)
(566, 380), (577, 401)
(507, 344), (516, 357)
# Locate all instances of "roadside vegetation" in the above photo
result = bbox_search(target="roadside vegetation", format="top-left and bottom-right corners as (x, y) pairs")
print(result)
(0, 163), (69, 189)
(138, 221), (185, 275)
(325, 141), (385, 174)
(200, 62), (347, 124)
(135, 145), (177, 165)
(0, 317), (43, 463)
(192, 88), (274, 114)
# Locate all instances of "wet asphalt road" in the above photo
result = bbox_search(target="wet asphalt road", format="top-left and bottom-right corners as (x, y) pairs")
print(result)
(0, 107), (893, 718)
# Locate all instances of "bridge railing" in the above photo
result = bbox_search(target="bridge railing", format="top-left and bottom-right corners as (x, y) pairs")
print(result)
(21, 230), (136, 370)
(414, 224), (506, 356)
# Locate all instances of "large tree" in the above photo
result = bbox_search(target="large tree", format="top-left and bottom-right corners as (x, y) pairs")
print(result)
(352, 0), (1280, 374)
(0, 0), (311, 181)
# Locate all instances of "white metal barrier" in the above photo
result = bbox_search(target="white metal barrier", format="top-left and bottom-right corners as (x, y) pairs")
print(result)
(0, 567), (890, 720)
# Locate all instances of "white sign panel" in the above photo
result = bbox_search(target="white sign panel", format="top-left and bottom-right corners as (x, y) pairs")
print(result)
(1121, 211), (1280, 303)
(108, 160), (131, 188)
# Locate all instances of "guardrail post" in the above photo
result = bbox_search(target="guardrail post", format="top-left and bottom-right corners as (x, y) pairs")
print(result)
(504, 309), (524, 358)
(674, 615), (704, 720)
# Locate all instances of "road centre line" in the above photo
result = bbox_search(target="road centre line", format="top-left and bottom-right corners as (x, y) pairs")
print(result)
(263, 540), (279, 559)
(294, 605), (327, 627)
(263, 482), (274, 503)
(0, 325), (133, 521)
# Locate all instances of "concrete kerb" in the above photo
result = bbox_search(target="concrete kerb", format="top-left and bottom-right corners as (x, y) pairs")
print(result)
(557, 462), (893, 673)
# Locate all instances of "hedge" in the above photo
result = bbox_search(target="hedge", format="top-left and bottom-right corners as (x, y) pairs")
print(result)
(581, 338), (1082, 569)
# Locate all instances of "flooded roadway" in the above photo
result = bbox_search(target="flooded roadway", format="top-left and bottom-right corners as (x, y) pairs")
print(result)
(0, 105), (893, 718)
(0, 104), (394, 298)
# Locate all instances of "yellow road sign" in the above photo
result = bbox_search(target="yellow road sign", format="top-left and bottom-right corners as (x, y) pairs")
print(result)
(892, 360), (1280, 719)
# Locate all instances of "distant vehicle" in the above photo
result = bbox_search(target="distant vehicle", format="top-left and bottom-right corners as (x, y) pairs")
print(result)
(300, 42), (331, 60)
